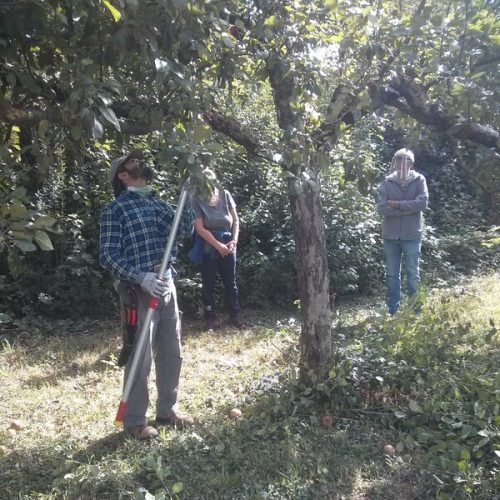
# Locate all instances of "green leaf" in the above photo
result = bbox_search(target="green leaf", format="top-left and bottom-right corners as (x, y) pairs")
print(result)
(14, 239), (37, 252)
(193, 124), (212, 143)
(56, 13), (68, 25)
(103, 0), (121, 22)
(102, 80), (122, 97)
(461, 424), (474, 438)
(34, 230), (54, 251)
(264, 15), (277, 26)
(155, 58), (171, 82)
(409, 400), (423, 413)
(221, 35), (234, 48)
(92, 118), (104, 139)
(33, 215), (56, 228)
(9, 204), (27, 219)
(38, 119), (49, 137)
(81, 58), (94, 66)
(172, 482), (184, 494)
(100, 107), (121, 131)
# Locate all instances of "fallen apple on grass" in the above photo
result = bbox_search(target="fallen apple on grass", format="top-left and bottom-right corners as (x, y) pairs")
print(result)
(229, 408), (243, 419)
(9, 419), (24, 431)
(320, 415), (333, 428)
(383, 444), (396, 457)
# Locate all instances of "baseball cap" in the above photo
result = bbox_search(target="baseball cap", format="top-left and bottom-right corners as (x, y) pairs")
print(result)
(108, 149), (144, 183)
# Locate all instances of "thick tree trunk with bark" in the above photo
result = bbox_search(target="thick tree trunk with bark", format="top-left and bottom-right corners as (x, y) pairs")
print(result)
(290, 182), (332, 383)
(265, 53), (334, 382)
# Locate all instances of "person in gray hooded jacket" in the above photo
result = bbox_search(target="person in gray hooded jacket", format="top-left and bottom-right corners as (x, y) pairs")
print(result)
(376, 148), (429, 314)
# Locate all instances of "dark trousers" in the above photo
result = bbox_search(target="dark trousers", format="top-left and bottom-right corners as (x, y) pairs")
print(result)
(201, 251), (240, 319)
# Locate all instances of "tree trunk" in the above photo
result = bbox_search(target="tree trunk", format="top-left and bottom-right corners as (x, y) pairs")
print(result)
(290, 180), (332, 383)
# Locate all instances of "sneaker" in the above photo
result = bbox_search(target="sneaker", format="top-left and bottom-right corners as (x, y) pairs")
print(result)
(125, 425), (158, 440)
(155, 411), (194, 427)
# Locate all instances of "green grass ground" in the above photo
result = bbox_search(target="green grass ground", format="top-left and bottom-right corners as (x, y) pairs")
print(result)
(0, 273), (498, 499)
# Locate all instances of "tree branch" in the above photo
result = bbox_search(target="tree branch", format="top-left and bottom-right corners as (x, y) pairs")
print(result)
(266, 54), (297, 131)
(0, 101), (166, 136)
(373, 76), (500, 151)
(0, 101), (60, 126)
(201, 110), (263, 154)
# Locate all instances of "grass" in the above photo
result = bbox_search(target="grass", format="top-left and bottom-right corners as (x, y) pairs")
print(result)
(0, 273), (499, 499)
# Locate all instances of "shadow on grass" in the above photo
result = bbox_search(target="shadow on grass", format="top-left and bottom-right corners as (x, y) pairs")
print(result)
(0, 433), (127, 499)
(0, 310), (431, 499)
(22, 346), (120, 389)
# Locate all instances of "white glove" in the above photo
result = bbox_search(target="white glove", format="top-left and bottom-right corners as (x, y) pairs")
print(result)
(139, 272), (168, 298)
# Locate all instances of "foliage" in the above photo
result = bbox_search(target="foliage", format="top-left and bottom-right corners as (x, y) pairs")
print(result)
(339, 275), (500, 498)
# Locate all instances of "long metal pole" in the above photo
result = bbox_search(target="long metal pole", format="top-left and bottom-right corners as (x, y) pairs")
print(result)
(114, 187), (189, 427)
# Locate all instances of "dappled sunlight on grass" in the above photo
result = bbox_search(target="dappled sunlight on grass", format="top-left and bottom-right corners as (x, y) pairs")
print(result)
(0, 274), (498, 498)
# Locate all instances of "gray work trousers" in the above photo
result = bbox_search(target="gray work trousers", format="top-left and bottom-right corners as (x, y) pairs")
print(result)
(123, 282), (182, 428)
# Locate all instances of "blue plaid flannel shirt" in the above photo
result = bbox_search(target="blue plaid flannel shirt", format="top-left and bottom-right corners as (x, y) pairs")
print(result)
(99, 190), (193, 284)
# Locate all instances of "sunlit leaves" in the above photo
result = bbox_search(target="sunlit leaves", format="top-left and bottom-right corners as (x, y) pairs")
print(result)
(100, 107), (121, 132)
(92, 118), (104, 139)
(33, 230), (54, 251)
(31, 215), (56, 228)
(192, 123), (212, 143)
(102, 0), (121, 22)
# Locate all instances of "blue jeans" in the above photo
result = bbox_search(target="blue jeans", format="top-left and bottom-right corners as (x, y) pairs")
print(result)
(383, 239), (421, 315)
(201, 251), (240, 319)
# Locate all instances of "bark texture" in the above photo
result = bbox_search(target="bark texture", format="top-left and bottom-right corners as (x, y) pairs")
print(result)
(291, 185), (332, 382)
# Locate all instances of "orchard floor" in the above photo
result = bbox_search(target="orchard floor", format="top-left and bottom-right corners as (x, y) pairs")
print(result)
(1, 273), (499, 499)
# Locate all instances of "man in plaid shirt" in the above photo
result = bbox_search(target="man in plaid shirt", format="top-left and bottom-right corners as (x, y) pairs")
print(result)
(99, 149), (193, 440)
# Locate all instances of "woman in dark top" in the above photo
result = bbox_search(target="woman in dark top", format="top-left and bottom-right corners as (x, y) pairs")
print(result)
(190, 171), (243, 330)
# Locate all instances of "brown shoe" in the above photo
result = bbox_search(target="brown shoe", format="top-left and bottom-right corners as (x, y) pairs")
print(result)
(125, 425), (158, 440)
(204, 318), (218, 331)
(155, 411), (194, 427)
(230, 314), (244, 329)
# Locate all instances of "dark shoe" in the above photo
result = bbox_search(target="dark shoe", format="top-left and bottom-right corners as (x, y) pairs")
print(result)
(204, 318), (218, 331)
(125, 425), (158, 440)
(155, 411), (194, 427)
(230, 314), (244, 329)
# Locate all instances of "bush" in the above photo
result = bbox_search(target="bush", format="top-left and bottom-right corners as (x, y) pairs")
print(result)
(343, 277), (500, 498)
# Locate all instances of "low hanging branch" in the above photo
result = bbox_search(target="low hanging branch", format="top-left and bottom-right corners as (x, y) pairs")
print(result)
(374, 76), (500, 152)
(0, 101), (172, 136)
(0, 102), (60, 127)
(201, 110), (263, 154)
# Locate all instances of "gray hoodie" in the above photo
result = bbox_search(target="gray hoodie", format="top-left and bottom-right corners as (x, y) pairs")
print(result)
(376, 171), (429, 240)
